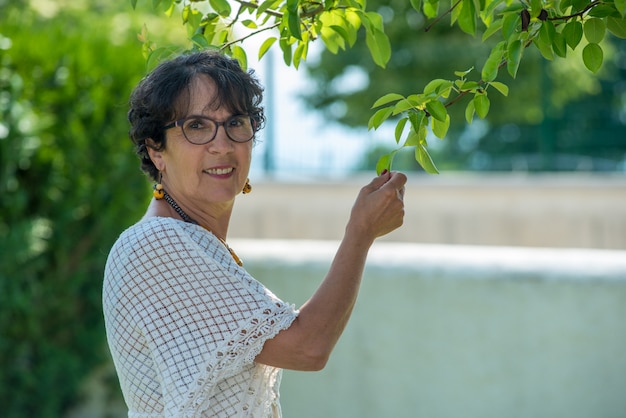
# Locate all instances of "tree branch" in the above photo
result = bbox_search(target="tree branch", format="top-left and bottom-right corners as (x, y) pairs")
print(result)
(234, 0), (284, 18)
(425, 0), (463, 33)
(547, 0), (604, 22)
(220, 21), (281, 51)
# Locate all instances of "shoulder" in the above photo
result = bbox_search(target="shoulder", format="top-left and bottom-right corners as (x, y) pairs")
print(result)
(111, 217), (198, 253)
(104, 218), (194, 283)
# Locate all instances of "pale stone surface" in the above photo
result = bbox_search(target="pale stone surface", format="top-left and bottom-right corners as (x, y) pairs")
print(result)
(85, 240), (626, 417)
(237, 240), (626, 418)
(229, 173), (626, 249)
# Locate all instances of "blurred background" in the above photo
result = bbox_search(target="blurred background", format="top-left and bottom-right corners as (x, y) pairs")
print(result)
(1, 0), (625, 416)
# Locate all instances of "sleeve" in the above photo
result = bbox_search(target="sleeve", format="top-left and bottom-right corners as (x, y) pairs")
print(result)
(107, 219), (297, 416)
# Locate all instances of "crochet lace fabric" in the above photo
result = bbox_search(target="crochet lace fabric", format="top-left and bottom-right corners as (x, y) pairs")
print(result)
(103, 217), (298, 417)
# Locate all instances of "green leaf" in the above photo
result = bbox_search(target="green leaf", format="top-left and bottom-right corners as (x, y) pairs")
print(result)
(431, 113), (450, 139)
(359, 11), (390, 67)
(607, 16), (626, 38)
(582, 43), (603, 73)
(502, 13), (520, 41)
(533, 37), (554, 60)
(242, 19), (258, 29)
(415, 144), (440, 174)
(615, 0), (626, 17)
(425, 100), (447, 122)
(473, 93), (490, 118)
(393, 99), (416, 114)
(293, 40), (307, 69)
(404, 130), (422, 146)
(424, 79), (453, 96)
(376, 151), (396, 174)
(209, 0), (231, 16)
(562, 20), (583, 49)
(146, 47), (176, 71)
(482, 18), (503, 41)
(395, 118), (409, 143)
(231, 45), (247, 70)
(190, 33), (210, 49)
(588, 4), (622, 17)
(258, 37), (277, 60)
(410, 0), (422, 12)
(258, 0), (281, 16)
(560, 0), (573, 12)
(368, 107), (394, 130)
(454, 67), (474, 77)
(481, 41), (505, 82)
(552, 32), (567, 58)
(330, 24), (351, 45)
(465, 100), (476, 124)
(372, 93), (405, 108)
(321, 26), (342, 54)
(131, 0), (138, 9)
(279, 36), (292, 66)
(506, 39), (524, 78)
(458, 80), (479, 90)
(458, 0), (477, 35)
(530, 0), (542, 18)
(489, 81), (509, 96)
(539, 20), (556, 45)
(182, 5), (191, 24)
(423, 0), (439, 19)
(342, 11), (361, 46)
(408, 111), (427, 134)
(584, 18), (606, 44)
(570, 0), (589, 12)
(286, 9), (302, 40)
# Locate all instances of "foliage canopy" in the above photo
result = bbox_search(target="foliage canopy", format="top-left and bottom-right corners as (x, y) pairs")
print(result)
(136, 0), (625, 173)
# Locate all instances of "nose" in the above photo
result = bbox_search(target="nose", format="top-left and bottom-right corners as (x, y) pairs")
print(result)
(207, 124), (234, 153)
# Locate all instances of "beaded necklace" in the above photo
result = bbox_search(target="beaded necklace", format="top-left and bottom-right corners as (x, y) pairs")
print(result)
(162, 190), (243, 266)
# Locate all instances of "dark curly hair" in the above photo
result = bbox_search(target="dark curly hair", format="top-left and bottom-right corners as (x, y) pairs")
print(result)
(128, 51), (266, 181)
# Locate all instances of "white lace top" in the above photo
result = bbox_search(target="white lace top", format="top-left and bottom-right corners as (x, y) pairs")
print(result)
(103, 217), (298, 417)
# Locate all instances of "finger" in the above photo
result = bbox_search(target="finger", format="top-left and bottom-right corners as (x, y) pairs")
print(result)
(364, 170), (392, 191)
(397, 186), (405, 201)
(388, 171), (408, 187)
(379, 172), (407, 194)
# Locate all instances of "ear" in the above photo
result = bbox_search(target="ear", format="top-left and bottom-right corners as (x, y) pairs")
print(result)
(146, 138), (165, 172)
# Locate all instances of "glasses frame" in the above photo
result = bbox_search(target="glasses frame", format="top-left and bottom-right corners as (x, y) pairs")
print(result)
(163, 114), (257, 145)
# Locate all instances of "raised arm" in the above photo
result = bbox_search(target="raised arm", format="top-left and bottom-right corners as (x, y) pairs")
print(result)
(255, 171), (407, 370)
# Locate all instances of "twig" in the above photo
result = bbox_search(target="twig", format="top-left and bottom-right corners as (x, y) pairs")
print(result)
(425, 0), (463, 33)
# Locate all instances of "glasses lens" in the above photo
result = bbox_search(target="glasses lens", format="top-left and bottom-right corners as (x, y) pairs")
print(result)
(182, 117), (216, 144)
(181, 116), (254, 144)
(225, 115), (254, 143)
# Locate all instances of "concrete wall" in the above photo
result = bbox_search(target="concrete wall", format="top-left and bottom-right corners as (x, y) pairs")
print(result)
(234, 240), (626, 418)
(229, 173), (626, 249)
(79, 240), (626, 418)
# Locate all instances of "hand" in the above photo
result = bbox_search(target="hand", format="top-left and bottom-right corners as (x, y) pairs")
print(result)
(346, 170), (407, 242)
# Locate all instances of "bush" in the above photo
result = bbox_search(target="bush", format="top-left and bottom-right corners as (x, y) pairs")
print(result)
(0, 5), (150, 415)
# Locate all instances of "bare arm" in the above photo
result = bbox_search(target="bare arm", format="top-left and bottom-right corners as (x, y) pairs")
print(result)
(255, 171), (407, 370)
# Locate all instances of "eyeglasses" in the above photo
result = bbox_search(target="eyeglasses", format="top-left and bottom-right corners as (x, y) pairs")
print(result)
(163, 115), (256, 144)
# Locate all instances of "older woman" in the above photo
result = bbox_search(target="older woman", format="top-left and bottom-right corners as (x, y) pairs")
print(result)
(103, 51), (406, 417)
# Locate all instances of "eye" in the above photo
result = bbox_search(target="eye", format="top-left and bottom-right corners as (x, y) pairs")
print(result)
(229, 116), (251, 129)
(184, 118), (210, 130)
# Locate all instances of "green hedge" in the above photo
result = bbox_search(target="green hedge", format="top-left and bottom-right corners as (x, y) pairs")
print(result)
(0, 5), (150, 416)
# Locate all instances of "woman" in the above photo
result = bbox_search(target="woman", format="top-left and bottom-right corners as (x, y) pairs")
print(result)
(103, 51), (406, 417)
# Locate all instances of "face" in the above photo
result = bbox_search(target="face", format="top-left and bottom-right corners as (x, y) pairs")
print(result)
(147, 74), (253, 210)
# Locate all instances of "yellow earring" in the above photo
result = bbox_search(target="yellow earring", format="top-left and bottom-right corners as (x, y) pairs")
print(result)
(153, 174), (164, 200)
(242, 178), (252, 194)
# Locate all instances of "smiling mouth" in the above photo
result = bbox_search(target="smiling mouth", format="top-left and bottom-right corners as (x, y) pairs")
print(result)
(204, 167), (234, 175)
